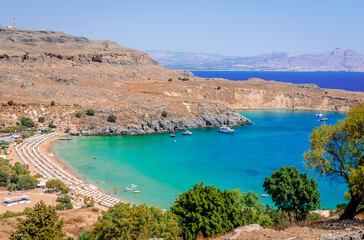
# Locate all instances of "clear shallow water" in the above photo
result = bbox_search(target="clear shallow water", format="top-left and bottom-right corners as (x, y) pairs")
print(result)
(191, 71), (364, 92)
(52, 111), (347, 209)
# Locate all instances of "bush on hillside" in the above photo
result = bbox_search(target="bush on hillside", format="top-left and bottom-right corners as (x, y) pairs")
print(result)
(48, 121), (56, 128)
(171, 182), (254, 239)
(263, 166), (321, 220)
(86, 109), (95, 116)
(20, 117), (35, 128)
(10, 201), (65, 239)
(107, 114), (117, 122)
(38, 117), (45, 123)
(75, 112), (82, 118)
(161, 111), (168, 118)
(8, 100), (14, 106)
(50, 101), (55, 106)
(91, 202), (181, 240)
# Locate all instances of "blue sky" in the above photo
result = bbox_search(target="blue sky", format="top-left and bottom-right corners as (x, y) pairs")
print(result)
(1, 0), (363, 56)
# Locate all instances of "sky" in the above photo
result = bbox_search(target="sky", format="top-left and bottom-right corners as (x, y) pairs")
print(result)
(1, 0), (363, 56)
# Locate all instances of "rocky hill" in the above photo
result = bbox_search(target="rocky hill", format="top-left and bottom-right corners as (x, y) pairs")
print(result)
(0, 28), (363, 135)
(147, 48), (364, 71)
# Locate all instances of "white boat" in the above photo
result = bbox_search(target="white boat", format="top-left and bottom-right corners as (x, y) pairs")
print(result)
(182, 130), (192, 135)
(133, 191), (141, 194)
(130, 184), (137, 189)
(261, 194), (269, 197)
(218, 126), (234, 134)
(319, 117), (328, 121)
(316, 112), (324, 117)
(124, 187), (131, 192)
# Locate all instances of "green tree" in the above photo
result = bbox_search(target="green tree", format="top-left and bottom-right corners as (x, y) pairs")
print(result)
(304, 103), (364, 220)
(86, 109), (95, 116)
(46, 179), (69, 194)
(107, 114), (117, 122)
(78, 231), (92, 240)
(91, 202), (181, 240)
(171, 182), (248, 239)
(8, 100), (14, 106)
(50, 101), (55, 106)
(20, 117), (35, 128)
(13, 162), (30, 176)
(161, 111), (168, 118)
(263, 166), (320, 220)
(49, 122), (56, 128)
(17, 175), (37, 190)
(75, 112), (82, 118)
(10, 201), (65, 240)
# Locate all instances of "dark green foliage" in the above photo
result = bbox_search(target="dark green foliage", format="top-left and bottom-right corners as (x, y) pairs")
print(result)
(38, 117), (45, 123)
(304, 103), (364, 220)
(161, 111), (168, 118)
(168, 78), (173, 81)
(20, 117), (35, 128)
(307, 212), (323, 221)
(86, 109), (95, 116)
(49, 121), (56, 128)
(10, 201), (65, 240)
(8, 100), (14, 106)
(0, 172), (7, 187)
(64, 202), (73, 210)
(264, 206), (290, 230)
(46, 179), (69, 194)
(107, 114), (117, 122)
(171, 182), (249, 239)
(181, 78), (189, 81)
(58, 194), (71, 204)
(263, 166), (321, 220)
(13, 162), (30, 176)
(86, 202), (94, 208)
(91, 208), (98, 212)
(55, 204), (65, 211)
(50, 101), (55, 106)
(17, 175), (37, 190)
(78, 231), (92, 240)
(75, 112), (82, 118)
(217, 86), (221, 90)
(91, 202), (181, 240)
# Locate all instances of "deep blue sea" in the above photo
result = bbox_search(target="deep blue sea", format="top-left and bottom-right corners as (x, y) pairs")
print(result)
(191, 71), (364, 92)
(53, 110), (348, 209)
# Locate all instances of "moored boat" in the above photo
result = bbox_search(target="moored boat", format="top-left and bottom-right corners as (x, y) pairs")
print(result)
(170, 133), (175, 137)
(134, 191), (141, 194)
(182, 130), (192, 135)
(218, 126), (235, 134)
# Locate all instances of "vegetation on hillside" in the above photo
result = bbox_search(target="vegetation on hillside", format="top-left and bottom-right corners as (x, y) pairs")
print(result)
(10, 201), (65, 240)
(304, 103), (364, 220)
(263, 166), (321, 220)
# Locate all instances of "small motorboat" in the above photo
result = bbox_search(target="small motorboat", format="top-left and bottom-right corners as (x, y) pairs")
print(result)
(134, 191), (141, 194)
(316, 112), (324, 117)
(130, 184), (137, 189)
(319, 117), (328, 121)
(93, 157), (98, 159)
(218, 126), (235, 134)
(124, 187), (131, 192)
(261, 194), (269, 197)
(170, 133), (175, 137)
(182, 130), (192, 135)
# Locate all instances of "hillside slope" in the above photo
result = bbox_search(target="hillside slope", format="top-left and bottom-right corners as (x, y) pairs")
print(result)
(0, 28), (363, 135)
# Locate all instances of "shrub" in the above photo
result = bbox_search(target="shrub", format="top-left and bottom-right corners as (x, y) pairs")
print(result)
(78, 231), (92, 240)
(86, 202), (94, 208)
(38, 117), (45, 123)
(91, 208), (98, 212)
(86, 109), (95, 116)
(217, 86), (221, 90)
(307, 212), (323, 221)
(91, 202), (181, 240)
(50, 101), (55, 106)
(75, 112), (82, 118)
(64, 202), (73, 210)
(8, 100), (14, 106)
(55, 204), (65, 210)
(20, 117), (35, 128)
(107, 114), (117, 122)
(263, 166), (321, 220)
(10, 201), (65, 239)
(168, 78), (173, 82)
(171, 182), (250, 239)
(161, 111), (168, 118)
(181, 78), (189, 81)
(58, 194), (71, 204)
(265, 206), (291, 230)
(17, 175), (37, 190)
(49, 122), (56, 128)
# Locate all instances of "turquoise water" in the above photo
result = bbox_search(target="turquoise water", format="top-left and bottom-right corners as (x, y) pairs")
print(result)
(52, 110), (347, 209)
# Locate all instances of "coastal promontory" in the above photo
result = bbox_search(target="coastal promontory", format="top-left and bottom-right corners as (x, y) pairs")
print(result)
(0, 28), (363, 135)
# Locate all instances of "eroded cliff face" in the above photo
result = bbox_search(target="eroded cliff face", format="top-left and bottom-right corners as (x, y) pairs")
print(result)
(0, 28), (363, 135)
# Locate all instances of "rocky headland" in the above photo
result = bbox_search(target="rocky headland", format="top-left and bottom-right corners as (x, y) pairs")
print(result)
(1, 27), (364, 135)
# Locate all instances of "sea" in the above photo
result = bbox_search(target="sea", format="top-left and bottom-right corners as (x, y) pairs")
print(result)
(52, 71), (363, 210)
(191, 71), (364, 92)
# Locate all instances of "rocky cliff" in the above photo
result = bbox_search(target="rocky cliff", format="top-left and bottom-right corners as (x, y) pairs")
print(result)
(0, 28), (363, 136)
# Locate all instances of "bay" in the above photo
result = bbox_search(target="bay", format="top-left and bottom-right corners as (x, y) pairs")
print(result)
(52, 110), (348, 209)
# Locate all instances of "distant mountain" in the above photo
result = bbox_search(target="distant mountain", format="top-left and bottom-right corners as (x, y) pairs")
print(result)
(146, 48), (364, 71)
